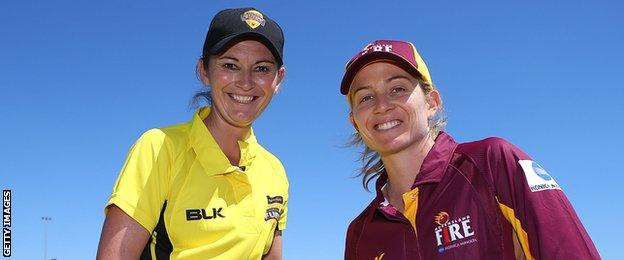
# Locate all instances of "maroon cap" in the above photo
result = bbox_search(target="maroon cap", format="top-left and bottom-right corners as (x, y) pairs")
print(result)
(340, 40), (433, 95)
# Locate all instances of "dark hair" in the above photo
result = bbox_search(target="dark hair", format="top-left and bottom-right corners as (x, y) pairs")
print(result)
(190, 57), (212, 108)
(349, 79), (447, 191)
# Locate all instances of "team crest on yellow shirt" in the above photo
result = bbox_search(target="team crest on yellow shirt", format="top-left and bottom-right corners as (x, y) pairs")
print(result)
(265, 195), (283, 221)
(240, 10), (266, 29)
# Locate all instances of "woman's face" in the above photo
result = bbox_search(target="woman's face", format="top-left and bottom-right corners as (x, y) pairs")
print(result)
(349, 62), (439, 156)
(201, 40), (284, 128)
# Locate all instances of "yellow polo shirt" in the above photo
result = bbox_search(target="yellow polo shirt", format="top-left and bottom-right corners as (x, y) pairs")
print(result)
(105, 107), (289, 259)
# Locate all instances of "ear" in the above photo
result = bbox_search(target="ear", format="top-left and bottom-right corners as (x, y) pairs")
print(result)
(425, 89), (442, 119)
(197, 59), (210, 86)
(349, 112), (359, 132)
(273, 66), (286, 93)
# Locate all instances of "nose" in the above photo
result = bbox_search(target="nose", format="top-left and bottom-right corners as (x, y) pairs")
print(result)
(238, 69), (254, 91)
(373, 95), (393, 114)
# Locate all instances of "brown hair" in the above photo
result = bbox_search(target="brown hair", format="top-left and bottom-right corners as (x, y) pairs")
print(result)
(190, 57), (213, 108)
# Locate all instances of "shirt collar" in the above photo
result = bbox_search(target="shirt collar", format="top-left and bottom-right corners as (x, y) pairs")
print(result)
(413, 132), (458, 186)
(375, 132), (458, 198)
(188, 107), (259, 175)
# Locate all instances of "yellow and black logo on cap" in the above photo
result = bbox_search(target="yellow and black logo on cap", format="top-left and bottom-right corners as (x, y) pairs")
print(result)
(240, 10), (266, 29)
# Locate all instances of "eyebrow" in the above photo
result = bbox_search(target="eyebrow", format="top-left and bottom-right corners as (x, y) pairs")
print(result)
(386, 75), (412, 83)
(218, 56), (276, 65)
(255, 59), (276, 65)
(351, 85), (371, 97)
(218, 56), (239, 62)
(352, 74), (412, 94)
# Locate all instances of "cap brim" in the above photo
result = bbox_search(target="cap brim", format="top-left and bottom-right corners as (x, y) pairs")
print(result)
(209, 32), (283, 66)
(340, 51), (423, 95)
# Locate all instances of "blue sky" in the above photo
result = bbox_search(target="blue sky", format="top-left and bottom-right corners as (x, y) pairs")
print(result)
(2, 1), (623, 259)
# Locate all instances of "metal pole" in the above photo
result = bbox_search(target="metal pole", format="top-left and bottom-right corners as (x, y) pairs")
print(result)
(42, 217), (51, 260)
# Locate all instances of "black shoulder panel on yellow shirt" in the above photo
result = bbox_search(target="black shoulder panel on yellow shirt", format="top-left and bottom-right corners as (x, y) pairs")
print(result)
(140, 201), (173, 260)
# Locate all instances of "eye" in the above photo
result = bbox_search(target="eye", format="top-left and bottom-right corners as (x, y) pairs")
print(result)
(359, 94), (374, 104)
(254, 65), (272, 73)
(390, 86), (407, 94)
(223, 63), (238, 70)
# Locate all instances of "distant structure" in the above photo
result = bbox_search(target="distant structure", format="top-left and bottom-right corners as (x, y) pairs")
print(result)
(41, 217), (52, 260)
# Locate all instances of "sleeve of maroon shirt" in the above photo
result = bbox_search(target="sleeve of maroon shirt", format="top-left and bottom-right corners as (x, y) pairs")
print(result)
(485, 137), (600, 259)
(345, 218), (357, 260)
(344, 202), (371, 260)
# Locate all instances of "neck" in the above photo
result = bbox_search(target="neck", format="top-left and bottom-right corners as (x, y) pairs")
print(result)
(203, 112), (251, 166)
(382, 134), (436, 199)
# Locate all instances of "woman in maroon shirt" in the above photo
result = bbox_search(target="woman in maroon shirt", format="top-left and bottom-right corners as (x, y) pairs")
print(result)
(340, 39), (599, 259)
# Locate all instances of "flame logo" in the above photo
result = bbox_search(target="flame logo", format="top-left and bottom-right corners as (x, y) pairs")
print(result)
(434, 211), (449, 225)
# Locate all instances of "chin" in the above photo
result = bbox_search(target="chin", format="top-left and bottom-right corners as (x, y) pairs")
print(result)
(228, 111), (260, 124)
(372, 138), (410, 156)
(228, 119), (254, 128)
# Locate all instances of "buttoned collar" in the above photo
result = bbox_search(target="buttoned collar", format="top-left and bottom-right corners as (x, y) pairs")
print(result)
(188, 107), (259, 176)
(374, 132), (458, 201)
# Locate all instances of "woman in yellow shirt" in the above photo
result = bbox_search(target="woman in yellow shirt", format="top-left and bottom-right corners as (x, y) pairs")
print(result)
(97, 8), (288, 260)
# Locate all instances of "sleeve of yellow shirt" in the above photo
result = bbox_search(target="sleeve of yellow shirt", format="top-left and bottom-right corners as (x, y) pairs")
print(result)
(105, 128), (173, 232)
(278, 198), (288, 231)
(273, 157), (288, 231)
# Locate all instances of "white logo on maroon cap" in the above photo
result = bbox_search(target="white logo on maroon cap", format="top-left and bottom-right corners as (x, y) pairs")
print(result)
(361, 43), (393, 56)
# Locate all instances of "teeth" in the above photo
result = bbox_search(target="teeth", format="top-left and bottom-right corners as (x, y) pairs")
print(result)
(230, 94), (254, 104)
(376, 120), (400, 130)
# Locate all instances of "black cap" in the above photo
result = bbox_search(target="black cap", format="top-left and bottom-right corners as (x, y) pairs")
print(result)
(202, 8), (284, 66)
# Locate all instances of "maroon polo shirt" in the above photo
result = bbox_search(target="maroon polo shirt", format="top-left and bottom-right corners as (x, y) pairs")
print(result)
(345, 132), (599, 259)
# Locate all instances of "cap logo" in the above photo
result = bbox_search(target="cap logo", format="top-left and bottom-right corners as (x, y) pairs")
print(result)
(240, 10), (266, 29)
(360, 43), (393, 56)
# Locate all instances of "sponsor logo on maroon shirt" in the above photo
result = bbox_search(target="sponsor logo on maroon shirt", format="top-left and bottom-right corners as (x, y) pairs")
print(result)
(520, 160), (561, 192)
(434, 212), (477, 253)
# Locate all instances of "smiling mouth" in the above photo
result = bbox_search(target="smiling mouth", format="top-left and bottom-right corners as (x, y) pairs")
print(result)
(375, 120), (402, 131)
(229, 93), (257, 104)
